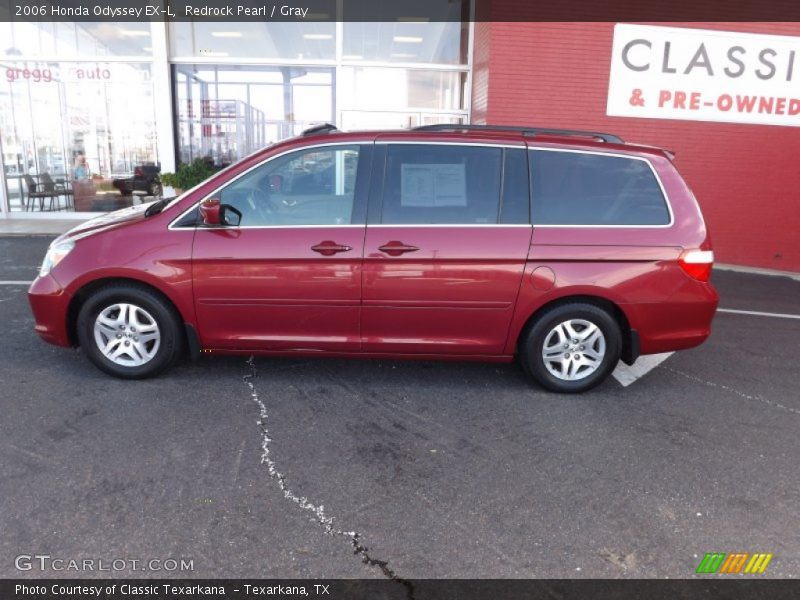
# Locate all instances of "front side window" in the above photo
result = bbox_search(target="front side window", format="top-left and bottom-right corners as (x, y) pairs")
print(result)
(381, 144), (502, 225)
(529, 150), (671, 226)
(217, 145), (361, 226)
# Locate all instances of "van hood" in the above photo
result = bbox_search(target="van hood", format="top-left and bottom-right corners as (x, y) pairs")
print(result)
(56, 201), (156, 243)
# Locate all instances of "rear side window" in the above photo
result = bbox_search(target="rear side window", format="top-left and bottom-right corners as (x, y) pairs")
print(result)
(381, 144), (502, 225)
(529, 150), (671, 226)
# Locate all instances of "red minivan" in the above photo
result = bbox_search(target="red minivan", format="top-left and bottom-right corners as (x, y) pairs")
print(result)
(28, 124), (718, 392)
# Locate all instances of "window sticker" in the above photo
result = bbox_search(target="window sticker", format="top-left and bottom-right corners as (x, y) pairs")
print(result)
(400, 163), (467, 207)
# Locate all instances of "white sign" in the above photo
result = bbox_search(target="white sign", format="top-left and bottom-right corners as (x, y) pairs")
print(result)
(400, 163), (467, 208)
(607, 24), (800, 127)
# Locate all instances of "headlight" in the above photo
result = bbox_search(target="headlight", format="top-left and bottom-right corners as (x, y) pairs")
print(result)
(39, 239), (75, 277)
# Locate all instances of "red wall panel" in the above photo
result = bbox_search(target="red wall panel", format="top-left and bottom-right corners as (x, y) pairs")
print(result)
(472, 22), (800, 272)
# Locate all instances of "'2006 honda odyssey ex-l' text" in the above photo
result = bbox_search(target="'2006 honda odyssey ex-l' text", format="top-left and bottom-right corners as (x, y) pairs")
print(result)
(29, 124), (718, 392)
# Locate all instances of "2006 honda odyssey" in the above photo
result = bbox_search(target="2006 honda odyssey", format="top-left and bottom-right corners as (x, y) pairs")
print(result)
(28, 124), (718, 392)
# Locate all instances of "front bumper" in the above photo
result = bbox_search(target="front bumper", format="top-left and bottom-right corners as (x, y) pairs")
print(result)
(28, 274), (72, 347)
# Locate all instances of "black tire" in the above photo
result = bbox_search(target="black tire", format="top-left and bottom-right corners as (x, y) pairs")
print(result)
(149, 182), (163, 197)
(519, 303), (621, 393)
(76, 283), (183, 379)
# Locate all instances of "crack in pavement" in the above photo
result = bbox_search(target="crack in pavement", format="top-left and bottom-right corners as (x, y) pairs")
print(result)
(243, 357), (415, 599)
(662, 366), (800, 416)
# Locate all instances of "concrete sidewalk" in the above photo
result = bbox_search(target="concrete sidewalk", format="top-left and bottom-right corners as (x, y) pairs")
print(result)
(0, 218), (82, 235)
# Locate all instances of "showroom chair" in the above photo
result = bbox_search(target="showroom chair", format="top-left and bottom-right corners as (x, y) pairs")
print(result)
(55, 178), (74, 210)
(40, 172), (74, 211)
(22, 175), (52, 211)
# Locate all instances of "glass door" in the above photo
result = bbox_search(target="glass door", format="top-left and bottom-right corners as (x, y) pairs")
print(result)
(0, 64), (66, 211)
(173, 65), (335, 166)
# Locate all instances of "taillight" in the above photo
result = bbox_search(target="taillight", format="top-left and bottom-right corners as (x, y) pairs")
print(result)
(134, 167), (143, 177)
(679, 249), (714, 282)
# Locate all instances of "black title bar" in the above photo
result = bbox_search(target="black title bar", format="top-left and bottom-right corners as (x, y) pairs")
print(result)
(3, 579), (800, 600)
(2, 0), (800, 22)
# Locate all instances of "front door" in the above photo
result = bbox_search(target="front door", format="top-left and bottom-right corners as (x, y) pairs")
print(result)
(192, 143), (371, 351)
(361, 141), (532, 355)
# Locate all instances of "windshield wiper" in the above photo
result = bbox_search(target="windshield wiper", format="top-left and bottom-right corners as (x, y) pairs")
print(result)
(144, 198), (169, 217)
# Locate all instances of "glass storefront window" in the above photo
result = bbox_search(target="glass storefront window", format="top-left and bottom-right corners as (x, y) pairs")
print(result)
(0, 61), (157, 212)
(0, 12), (473, 215)
(0, 22), (153, 58)
(339, 67), (466, 112)
(340, 110), (464, 131)
(343, 22), (468, 65)
(174, 65), (334, 166)
(169, 22), (336, 60)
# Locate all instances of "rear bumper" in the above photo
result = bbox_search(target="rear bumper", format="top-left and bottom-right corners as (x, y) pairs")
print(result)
(623, 281), (719, 355)
(28, 274), (72, 347)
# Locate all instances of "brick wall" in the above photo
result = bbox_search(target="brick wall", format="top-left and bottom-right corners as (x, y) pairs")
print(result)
(472, 22), (800, 272)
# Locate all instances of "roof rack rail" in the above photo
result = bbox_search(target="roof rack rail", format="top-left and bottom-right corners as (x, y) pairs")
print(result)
(412, 124), (623, 144)
(302, 123), (338, 136)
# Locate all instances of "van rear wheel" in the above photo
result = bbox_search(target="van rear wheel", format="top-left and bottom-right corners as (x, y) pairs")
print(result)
(76, 284), (183, 379)
(520, 303), (621, 393)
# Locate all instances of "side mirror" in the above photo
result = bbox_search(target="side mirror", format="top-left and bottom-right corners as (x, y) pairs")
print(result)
(220, 204), (242, 227)
(199, 198), (221, 226)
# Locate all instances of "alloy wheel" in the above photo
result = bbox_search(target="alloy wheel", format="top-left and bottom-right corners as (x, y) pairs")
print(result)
(541, 318), (606, 381)
(93, 303), (161, 367)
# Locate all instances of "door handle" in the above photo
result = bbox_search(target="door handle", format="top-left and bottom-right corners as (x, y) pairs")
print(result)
(378, 241), (420, 256)
(311, 241), (352, 256)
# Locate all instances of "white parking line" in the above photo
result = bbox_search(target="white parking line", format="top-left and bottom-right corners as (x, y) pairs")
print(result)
(613, 352), (674, 387)
(0, 281), (32, 285)
(717, 308), (800, 320)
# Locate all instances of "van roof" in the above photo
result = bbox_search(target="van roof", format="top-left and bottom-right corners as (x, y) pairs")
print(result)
(297, 123), (675, 160)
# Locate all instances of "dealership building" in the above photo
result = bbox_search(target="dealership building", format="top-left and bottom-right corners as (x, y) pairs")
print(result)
(1, 14), (798, 272)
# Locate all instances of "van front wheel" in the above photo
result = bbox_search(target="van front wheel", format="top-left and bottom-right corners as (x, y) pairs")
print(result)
(520, 303), (621, 393)
(76, 284), (183, 379)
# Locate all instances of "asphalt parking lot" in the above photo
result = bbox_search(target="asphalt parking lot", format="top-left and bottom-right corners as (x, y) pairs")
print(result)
(1, 235), (798, 580)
